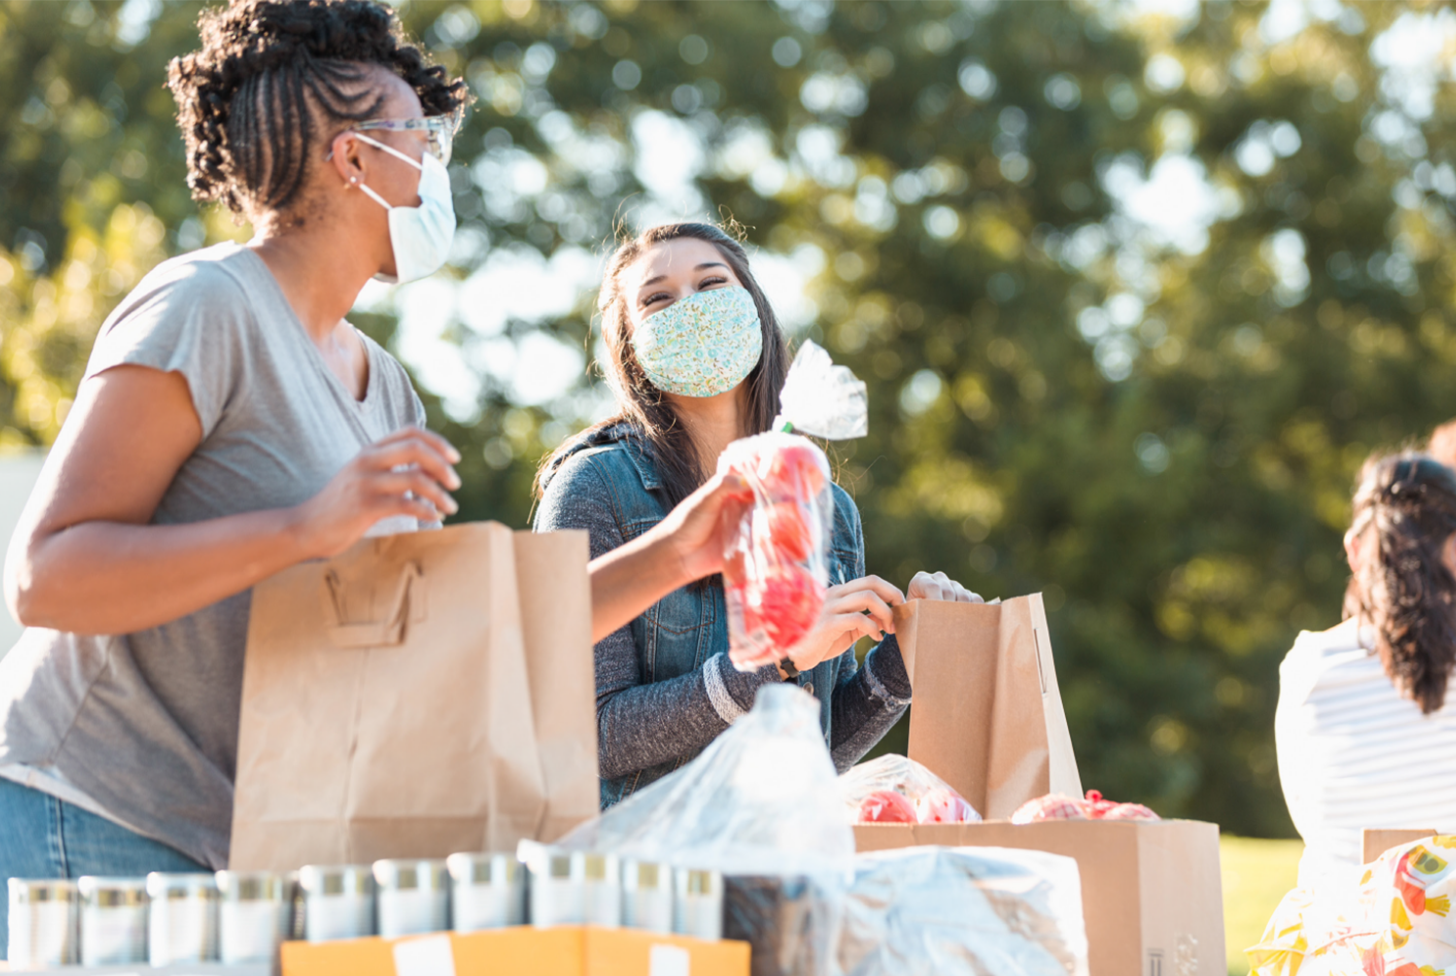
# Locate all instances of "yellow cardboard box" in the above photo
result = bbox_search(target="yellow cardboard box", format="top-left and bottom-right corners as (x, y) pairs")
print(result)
(281, 925), (749, 976)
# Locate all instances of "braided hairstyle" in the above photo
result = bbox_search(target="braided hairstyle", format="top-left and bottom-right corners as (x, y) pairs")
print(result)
(166, 0), (468, 219)
(1345, 452), (1456, 714)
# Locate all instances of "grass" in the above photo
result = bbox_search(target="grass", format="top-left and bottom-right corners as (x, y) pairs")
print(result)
(1221, 835), (1304, 976)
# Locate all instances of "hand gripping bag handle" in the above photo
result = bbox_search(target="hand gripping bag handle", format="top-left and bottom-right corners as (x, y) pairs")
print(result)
(323, 560), (425, 648)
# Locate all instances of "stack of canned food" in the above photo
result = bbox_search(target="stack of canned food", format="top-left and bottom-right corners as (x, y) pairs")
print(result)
(7, 849), (724, 970)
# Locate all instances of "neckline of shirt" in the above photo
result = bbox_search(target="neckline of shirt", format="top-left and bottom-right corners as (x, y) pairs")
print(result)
(229, 243), (382, 411)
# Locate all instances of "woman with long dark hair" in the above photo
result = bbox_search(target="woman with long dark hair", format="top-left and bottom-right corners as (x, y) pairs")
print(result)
(536, 222), (980, 808)
(1277, 452), (1456, 888)
(0, 1), (743, 950)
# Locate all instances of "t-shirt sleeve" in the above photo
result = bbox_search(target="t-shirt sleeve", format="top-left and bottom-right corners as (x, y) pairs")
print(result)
(84, 259), (249, 440)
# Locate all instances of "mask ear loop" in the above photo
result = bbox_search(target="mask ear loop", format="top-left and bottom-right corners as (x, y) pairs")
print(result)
(328, 132), (425, 210)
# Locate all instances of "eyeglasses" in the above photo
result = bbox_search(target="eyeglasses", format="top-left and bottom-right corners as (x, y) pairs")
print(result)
(352, 114), (460, 165)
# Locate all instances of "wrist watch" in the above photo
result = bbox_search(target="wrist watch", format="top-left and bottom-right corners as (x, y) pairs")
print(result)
(778, 656), (800, 680)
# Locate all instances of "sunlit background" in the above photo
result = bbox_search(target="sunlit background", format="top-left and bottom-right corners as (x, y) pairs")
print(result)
(3, 0), (1456, 877)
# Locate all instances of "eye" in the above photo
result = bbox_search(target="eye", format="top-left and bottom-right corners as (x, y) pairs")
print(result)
(641, 291), (671, 308)
(697, 276), (729, 290)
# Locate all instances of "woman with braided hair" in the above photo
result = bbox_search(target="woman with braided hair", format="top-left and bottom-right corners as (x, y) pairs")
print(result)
(1276, 452), (1456, 890)
(0, 0), (745, 943)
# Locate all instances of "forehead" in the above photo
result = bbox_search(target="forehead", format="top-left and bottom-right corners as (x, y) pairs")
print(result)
(627, 237), (730, 288)
(370, 67), (423, 119)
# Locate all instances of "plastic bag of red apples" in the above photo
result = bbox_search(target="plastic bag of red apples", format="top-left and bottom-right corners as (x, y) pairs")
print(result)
(718, 341), (867, 673)
(718, 432), (833, 671)
(840, 755), (982, 825)
(1010, 789), (1160, 823)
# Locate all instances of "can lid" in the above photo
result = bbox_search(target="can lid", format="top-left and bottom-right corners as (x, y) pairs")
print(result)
(78, 877), (148, 908)
(680, 869), (721, 895)
(299, 865), (375, 897)
(448, 852), (519, 886)
(583, 854), (613, 882)
(215, 872), (285, 902)
(626, 861), (662, 889)
(373, 859), (448, 891)
(147, 873), (218, 900)
(8, 878), (78, 904)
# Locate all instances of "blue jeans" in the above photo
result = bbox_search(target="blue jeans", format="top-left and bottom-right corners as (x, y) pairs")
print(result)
(0, 777), (206, 960)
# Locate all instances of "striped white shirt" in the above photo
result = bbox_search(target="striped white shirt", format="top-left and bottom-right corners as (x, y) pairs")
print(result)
(1276, 617), (1456, 890)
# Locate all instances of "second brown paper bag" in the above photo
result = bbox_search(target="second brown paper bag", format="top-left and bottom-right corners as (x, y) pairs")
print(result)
(229, 522), (597, 871)
(893, 593), (1082, 820)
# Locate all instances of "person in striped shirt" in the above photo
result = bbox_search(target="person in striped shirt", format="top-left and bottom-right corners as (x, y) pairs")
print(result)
(1276, 452), (1456, 890)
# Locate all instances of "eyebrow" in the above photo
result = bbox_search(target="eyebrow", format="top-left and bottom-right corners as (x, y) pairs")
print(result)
(638, 262), (729, 290)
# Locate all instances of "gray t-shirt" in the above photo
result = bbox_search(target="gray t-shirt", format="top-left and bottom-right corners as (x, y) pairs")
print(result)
(0, 242), (427, 868)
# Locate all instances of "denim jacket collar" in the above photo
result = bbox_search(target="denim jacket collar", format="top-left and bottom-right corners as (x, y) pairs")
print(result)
(543, 421), (662, 493)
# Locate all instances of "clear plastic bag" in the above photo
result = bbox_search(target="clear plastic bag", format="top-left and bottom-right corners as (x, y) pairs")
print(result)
(717, 341), (869, 673)
(555, 684), (853, 976)
(718, 432), (833, 671)
(839, 755), (982, 825)
(839, 846), (1090, 976)
(1010, 790), (1160, 824)
(775, 340), (869, 441)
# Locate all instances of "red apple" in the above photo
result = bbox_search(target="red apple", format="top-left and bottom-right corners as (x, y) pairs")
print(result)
(916, 788), (979, 824)
(859, 790), (918, 824)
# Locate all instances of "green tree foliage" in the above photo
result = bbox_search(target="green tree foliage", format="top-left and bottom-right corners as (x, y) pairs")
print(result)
(3, 0), (1454, 837)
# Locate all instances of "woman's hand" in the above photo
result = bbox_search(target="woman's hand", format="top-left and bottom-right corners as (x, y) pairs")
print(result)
(784, 575), (906, 675)
(907, 570), (984, 603)
(651, 470), (751, 584)
(587, 471), (749, 642)
(289, 427), (461, 558)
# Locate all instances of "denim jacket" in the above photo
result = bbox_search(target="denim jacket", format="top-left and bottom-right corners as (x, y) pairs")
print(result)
(535, 422), (912, 807)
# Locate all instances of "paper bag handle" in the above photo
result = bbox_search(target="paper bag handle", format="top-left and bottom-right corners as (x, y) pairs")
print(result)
(324, 561), (424, 648)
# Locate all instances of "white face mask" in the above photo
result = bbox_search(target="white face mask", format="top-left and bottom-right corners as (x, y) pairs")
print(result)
(353, 133), (456, 284)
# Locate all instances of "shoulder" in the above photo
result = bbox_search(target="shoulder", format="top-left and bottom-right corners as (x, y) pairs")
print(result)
(1283, 618), (1364, 670)
(539, 422), (651, 496)
(95, 245), (254, 344)
(1280, 617), (1377, 702)
(128, 244), (254, 307)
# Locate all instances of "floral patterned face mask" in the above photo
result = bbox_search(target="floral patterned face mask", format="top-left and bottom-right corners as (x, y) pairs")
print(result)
(631, 285), (764, 398)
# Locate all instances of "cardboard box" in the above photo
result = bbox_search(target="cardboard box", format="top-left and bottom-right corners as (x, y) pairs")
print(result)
(280, 925), (749, 976)
(1362, 827), (1437, 864)
(856, 819), (1226, 976)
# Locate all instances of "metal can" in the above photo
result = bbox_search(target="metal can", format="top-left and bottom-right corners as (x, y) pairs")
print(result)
(620, 860), (672, 934)
(521, 846), (583, 927)
(373, 859), (449, 938)
(582, 853), (620, 928)
(298, 864), (375, 942)
(77, 876), (148, 965)
(215, 870), (292, 964)
(6, 878), (78, 967)
(445, 853), (524, 932)
(673, 868), (723, 941)
(146, 873), (218, 965)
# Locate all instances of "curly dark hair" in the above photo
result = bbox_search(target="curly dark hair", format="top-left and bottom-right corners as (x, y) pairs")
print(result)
(535, 222), (792, 510)
(1345, 452), (1456, 714)
(166, 0), (469, 218)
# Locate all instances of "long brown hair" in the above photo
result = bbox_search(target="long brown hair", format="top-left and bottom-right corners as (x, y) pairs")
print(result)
(1345, 452), (1456, 713)
(537, 222), (791, 508)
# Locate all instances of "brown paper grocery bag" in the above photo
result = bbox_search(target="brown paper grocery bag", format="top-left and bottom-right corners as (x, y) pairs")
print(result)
(229, 522), (596, 870)
(893, 593), (1082, 820)
(513, 530), (598, 843)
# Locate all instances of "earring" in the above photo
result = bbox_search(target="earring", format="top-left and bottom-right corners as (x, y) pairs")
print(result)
(349, 177), (358, 185)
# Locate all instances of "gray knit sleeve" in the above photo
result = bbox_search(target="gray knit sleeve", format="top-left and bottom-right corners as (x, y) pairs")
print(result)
(534, 451), (777, 781)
